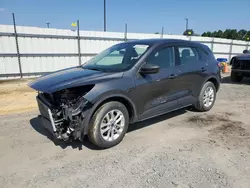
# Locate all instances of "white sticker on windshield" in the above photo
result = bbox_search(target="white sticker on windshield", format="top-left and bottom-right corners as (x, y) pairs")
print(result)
(134, 45), (149, 49)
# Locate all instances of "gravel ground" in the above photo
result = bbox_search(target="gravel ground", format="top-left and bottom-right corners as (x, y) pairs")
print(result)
(1, 75), (250, 188)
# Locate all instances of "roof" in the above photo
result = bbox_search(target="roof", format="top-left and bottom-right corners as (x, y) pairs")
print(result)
(125, 38), (203, 46)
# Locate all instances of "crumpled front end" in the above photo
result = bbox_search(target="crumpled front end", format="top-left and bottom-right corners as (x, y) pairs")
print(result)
(36, 85), (94, 141)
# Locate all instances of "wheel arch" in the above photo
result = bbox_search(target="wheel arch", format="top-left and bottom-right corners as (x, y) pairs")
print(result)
(203, 76), (220, 92)
(83, 93), (138, 134)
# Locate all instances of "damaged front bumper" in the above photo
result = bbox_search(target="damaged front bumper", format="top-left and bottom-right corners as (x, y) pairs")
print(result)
(36, 93), (92, 141)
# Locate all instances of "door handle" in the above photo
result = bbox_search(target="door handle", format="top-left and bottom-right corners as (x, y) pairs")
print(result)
(201, 67), (207, 72)
(168, 74), (177, 79)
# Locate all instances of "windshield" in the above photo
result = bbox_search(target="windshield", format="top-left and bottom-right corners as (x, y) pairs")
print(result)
(82, 42), (150, 72)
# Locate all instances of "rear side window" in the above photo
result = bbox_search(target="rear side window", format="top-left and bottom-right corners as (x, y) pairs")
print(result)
(177, 47), (200, 65)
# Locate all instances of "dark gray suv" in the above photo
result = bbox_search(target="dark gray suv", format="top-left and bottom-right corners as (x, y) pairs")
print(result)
(29, 39), (221, 148)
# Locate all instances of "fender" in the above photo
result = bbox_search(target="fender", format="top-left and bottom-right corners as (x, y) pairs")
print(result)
(201, 75), (220, 92)
(82, 91), (138, 135)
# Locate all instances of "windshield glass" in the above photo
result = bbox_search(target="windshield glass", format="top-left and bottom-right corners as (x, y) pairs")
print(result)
(82, 43), (150, 72)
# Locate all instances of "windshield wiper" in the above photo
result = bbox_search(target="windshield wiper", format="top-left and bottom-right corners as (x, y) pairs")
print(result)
(83, 67), (103, 71)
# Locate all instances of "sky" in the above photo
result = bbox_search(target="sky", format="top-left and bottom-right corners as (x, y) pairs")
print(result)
(0, 0), (249, 35)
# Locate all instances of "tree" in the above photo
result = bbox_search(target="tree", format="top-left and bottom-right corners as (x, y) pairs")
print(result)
(201, 29), (250, 41)
(202, 32), (212, 37)
(154, 32), (159, 34)
(217, 30), (223, 38)
(183, 29), (194, 36)
(237, 29), (247, 40)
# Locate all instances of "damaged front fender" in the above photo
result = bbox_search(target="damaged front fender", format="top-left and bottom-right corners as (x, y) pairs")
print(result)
(36, 86), (93, 141)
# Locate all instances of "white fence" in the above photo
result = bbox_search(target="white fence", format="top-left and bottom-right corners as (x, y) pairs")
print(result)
(0, 24), (249, 79)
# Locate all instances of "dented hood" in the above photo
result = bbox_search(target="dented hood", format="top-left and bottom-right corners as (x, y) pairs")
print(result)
(28, 66), (123, 93)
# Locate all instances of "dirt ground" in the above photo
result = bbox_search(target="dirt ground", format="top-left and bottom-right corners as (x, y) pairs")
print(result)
(0, 79), (37, 115)
(1, 74), (250, 188)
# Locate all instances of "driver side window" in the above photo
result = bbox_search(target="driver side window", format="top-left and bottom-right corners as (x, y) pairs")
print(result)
(146, 47), (174, 69)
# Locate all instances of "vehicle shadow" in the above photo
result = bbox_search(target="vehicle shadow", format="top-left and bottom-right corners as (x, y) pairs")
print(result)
(30, 108), (189, 150)
(30, 117), (101, 151)
(127, 108), (187, 132)
(221, 75), (250, 85)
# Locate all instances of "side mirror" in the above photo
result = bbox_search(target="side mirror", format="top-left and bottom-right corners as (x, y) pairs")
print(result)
(139, 64), (159, 74)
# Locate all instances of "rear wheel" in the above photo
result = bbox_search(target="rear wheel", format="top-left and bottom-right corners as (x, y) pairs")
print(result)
(194, 81), (216, 112)
(231, 71), (243, 82)
(88, 101), (129, 149)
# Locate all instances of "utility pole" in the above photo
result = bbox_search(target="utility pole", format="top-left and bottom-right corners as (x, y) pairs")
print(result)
(185, 18), (188, 31)
(46, 21), (50, 28)
(104, 0), (106, 31)
(124, 23), (127, 41)
(161, 26), (164, 38)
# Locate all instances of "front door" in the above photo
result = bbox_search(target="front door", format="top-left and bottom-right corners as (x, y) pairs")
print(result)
(131, 46), (181, 120)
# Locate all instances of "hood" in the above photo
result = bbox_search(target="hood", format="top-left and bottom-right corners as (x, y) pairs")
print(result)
(28, 67), (123, 93)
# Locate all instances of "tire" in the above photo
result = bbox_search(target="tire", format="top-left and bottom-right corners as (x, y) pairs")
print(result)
(231, 71), (243, 82)
(88, 101), (129, 149)
(194, 81), (216, 112)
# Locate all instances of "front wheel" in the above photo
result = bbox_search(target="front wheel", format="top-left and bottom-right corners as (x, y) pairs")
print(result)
(194, 81), (216, 112)
(88, 101), (129, 149)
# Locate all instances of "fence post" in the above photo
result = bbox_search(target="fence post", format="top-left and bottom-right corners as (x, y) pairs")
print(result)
(229, 39), (233, 61)
(246, 41), (250, 51)
(124, 23), (127, 41)
(12, 13), (23, 78)
(211, 37), (214, 52)
(77, 20), (81, 66)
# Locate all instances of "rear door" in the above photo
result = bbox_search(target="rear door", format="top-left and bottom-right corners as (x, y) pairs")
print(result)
(174, 45), (209, 106)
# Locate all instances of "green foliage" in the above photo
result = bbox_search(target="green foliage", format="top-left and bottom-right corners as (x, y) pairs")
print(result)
(183, 29), (195, 36)
(201, 29), (250, 41)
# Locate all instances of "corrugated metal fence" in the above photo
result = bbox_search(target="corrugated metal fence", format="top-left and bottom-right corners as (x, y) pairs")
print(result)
(0, 24), (249, 79)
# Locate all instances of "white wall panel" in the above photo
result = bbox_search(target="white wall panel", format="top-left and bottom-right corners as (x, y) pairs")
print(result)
(18, 38), (78, 53)
(232, 45), (247, 54)
(21, 57), (78, 73)
(0, 36), (17, 53)
(0, 57), (19, 73)
(214, 54), (230, 60)
(213, 44), (231, 53)
(0, 24), (249, 79)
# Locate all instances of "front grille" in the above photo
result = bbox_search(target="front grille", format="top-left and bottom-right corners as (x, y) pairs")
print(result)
(237, 60), (250, 70)
(242, 61), (250, 70)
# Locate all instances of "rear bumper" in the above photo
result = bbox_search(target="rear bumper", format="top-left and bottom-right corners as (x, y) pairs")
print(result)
(232, 69), (250, 77)
(232, 69), (250, 73)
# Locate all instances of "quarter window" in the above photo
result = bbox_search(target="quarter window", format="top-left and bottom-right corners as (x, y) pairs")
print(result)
(146, 47), (174, 69)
